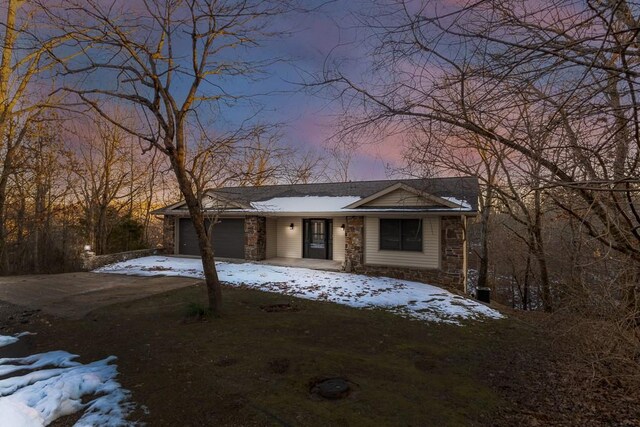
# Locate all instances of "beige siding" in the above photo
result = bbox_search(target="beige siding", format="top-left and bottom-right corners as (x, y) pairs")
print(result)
(332, 217), (346, 262)
(276, 217), (302, 258)
(364, 217), (440, 268)
(363, 188), (436, 207)
(202, 195), (241, 209)
(265, 218), (278, 259)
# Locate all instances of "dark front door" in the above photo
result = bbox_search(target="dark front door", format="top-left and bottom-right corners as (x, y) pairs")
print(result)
(303, 219), (332, 259)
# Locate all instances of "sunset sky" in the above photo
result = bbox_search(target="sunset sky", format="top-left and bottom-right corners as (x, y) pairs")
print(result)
(216, 0), (407, 180)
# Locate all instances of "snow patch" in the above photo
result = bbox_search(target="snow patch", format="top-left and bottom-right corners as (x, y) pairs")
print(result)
(250, 196), (361, 212)
(96, 256), (503, 324)
(0, 337), (136, 426)
(441, 196), (472, 210)
(0, 332), (33, 348)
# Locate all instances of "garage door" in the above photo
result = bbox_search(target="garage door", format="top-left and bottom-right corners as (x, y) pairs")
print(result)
(178, 218), (245, 259)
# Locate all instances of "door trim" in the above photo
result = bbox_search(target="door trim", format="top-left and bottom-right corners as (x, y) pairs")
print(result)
(302, 218), (333, 260)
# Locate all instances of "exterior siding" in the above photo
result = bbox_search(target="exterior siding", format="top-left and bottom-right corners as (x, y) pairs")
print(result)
(276, 217), (302, 258)
(202, 196), (241, 209)
(364, 216), (440, 268)
(332, 216), (346, 262)
(265, 218), (278, 259)
(274, 216), (345, 260)
(363, 188), (436, 207)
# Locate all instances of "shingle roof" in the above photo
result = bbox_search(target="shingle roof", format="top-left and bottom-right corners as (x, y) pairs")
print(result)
(154, 176), (479, 215)
(208, 176), (479, 211)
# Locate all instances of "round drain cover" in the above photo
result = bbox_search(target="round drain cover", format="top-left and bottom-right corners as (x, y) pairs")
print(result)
(313, 378), (350, 399)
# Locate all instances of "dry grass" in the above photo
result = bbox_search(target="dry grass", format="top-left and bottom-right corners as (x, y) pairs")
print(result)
(5, 283), (637, 426)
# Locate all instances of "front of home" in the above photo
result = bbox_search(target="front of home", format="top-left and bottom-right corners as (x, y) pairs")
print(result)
(153, 177), (478, 292)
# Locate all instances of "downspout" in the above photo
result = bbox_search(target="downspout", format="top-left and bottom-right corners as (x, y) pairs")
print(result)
(461, 215), (468, 294)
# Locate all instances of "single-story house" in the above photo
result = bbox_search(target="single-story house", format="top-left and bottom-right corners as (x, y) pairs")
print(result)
(153, 177), (479, 292)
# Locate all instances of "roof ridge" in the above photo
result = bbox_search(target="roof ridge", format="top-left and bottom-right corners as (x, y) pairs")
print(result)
(207, 176), (475, 192)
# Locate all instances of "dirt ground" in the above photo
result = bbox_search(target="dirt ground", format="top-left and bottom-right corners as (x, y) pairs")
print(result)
(1, 283), (639, 426)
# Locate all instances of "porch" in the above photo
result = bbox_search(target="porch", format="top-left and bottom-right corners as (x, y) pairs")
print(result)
(168, 255), (343, 272)
(258, 257), (343, 272)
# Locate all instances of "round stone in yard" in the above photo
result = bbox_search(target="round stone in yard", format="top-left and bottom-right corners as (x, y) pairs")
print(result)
(310, 377), (351, 399)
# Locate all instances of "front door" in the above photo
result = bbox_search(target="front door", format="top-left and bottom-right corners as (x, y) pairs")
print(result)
(303, 219), (333, 259)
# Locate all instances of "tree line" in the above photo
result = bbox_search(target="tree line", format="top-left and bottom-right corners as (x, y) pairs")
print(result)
(319, 0), (640, 387)
(0, 0), (328, 278)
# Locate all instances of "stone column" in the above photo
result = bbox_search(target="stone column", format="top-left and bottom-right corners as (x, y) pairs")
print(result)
(345, 216), (364, 272)
(244, 216), (266, 260)
(440, 216), (464, 287)
(162, 216), (176, 255)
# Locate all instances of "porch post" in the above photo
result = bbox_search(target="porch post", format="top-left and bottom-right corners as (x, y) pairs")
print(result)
(162, 215), (176, 255)
(244, 216), (266, 261)
(344, 216), (364, 272)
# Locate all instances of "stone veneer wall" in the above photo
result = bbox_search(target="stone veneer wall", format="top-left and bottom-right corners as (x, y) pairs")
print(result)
(245, 216), (266, 260)
(346, 215), (465, 292)
(344, 216), (364, 271)
(162, 216), (176, 255)
(81, 248), (160, 271)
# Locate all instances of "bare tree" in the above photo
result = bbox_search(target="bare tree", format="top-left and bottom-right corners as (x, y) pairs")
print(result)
(402, 124), (507, 296)
(281, 148), (327, 184)
(322, 0), (640, 299)
(69, 113), (141, 255)
(47, 0), (300, 315)
(0, 0), (71, 270)
(318, 0), (640, 384)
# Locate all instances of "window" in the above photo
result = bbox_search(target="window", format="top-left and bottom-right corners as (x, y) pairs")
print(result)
(379, 219), (423, 251)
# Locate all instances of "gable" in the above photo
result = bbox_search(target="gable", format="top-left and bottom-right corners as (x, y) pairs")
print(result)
(155, 192), (247, 214)
(201, 194), (245, 210)
(361, 188), (440, 208)
(345, 182), (462, 209)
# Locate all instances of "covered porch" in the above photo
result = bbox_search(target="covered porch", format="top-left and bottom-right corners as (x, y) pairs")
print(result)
(258, 257), (343, 272)
(170, 255), (343, 272)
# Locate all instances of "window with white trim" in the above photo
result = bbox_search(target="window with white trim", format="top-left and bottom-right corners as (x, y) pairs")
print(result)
(379, 218), (423, 251)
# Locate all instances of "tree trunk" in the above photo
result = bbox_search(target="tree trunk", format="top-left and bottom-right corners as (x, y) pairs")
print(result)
(0, 144), (18, 274)
(532, 189), (552, 312)
(168, 135), (222, 316)
(523, 253), (530, 311)
(534, 239), (551, 312)
(95, 204), (109, 255)
(188, 206), (222, 315)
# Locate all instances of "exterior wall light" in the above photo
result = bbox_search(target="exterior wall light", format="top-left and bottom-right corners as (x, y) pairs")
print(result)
(341, 224), (345, 230)
(83, 244), (92, 252)
(289, 223), (294, 230)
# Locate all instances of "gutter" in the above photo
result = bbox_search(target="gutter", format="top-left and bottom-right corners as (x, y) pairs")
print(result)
(152, 209), (479, 217)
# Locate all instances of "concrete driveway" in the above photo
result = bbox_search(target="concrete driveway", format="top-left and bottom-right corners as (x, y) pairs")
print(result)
(0, 272), (200, 319)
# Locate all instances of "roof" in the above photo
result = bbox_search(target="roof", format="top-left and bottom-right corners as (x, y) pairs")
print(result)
(154, 176), (479, 216)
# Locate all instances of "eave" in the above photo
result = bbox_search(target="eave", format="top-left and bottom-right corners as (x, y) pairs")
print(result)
(154, 208), (477, 217)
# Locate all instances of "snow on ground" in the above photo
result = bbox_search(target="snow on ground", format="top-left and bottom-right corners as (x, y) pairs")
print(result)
(0, 333), (135, 426)
(96, 256), (503, 324)
(0, 332), (32, 348)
